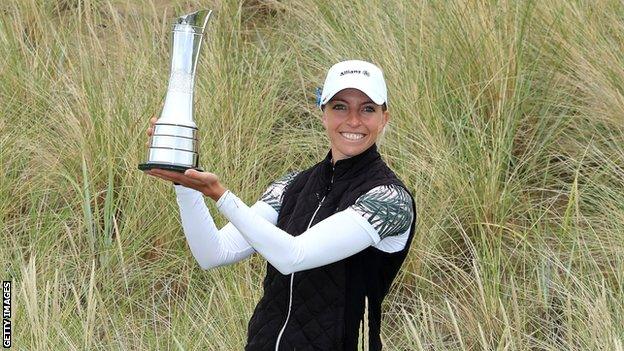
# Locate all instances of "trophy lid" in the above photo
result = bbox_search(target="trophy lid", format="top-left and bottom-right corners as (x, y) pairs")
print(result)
(174, 10), (212, 34)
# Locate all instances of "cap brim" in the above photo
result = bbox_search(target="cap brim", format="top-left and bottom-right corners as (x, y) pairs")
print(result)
(320, 78), (386, 107)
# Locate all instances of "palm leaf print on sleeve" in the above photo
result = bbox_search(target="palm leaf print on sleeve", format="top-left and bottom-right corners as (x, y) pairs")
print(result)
(259, 171), (300, 213)
(350, 185), (414, 240)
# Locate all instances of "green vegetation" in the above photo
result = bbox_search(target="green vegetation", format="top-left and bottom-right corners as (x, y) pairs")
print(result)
(1, 0), (623, 349)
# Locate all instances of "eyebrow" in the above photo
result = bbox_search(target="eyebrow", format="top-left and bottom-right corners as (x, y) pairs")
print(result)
(330, 99), (375, 105)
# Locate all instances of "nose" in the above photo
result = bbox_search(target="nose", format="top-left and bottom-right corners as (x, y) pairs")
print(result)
(346, 110), (362, 128)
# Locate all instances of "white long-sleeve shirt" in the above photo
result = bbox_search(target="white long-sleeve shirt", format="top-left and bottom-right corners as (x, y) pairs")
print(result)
(174, 172), (414, 274)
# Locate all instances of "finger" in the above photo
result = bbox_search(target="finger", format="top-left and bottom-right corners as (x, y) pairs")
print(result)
(147, 171), (204, 192)
(151, 169), (204, 187)
(184, 168), (212, 181)
(145, 171), (169, 182)
(146, 127), (153, 136)
(164, 174), (202, 190)
(151, 169), (183, 178)
(147, 171), (181, 184)
(184, 168), (201, 178)
(183, 169), (209, 184)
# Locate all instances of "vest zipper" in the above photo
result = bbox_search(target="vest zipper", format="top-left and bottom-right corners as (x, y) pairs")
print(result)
(275, 165), (335, 350)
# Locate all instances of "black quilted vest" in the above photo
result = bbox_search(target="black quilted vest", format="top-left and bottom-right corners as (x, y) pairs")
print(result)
(245, 144), (416, 351)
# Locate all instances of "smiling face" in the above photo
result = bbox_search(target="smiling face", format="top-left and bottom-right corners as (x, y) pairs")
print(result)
(322, 88), (389, 163)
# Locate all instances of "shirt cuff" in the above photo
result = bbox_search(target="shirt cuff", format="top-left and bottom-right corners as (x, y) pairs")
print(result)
(215, 189), (233, 209)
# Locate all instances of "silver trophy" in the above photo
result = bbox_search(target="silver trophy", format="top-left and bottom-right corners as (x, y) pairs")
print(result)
(139, 10), (212, 172)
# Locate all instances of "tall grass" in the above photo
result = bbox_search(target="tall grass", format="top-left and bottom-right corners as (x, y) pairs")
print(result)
(1, 0), (623, 349)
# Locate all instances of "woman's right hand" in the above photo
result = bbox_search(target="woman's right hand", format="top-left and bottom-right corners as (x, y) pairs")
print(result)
(145, 116), (158, 146)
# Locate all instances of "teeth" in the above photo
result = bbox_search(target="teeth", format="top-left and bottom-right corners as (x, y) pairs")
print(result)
(341, 132), (365, 140)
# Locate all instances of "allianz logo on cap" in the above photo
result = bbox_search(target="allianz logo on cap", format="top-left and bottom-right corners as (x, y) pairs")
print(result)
(339, 69), (370, 77)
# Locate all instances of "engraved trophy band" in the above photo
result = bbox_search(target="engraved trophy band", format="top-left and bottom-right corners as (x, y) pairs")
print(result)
(139, 10), (212, 172)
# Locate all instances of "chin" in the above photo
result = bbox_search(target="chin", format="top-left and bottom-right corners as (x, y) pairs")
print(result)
(331, 135), (373, 158)
(341, 146), (367, 157)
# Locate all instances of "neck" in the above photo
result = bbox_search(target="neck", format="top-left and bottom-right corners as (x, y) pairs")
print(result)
(328, 144), (378, 167)
(322, 143), (381, 180)
(330, 155), (345, 166)
(329, 150), (348, 165)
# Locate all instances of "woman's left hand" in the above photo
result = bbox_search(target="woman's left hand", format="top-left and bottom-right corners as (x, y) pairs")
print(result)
(145, 168), (227, 201)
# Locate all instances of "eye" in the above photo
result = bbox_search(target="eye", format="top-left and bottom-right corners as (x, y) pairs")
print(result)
(332, 103), (347, 111)
(363, 105), (376, 113)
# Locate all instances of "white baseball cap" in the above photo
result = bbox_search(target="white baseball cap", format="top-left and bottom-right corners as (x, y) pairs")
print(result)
(319, 60), (387, 108)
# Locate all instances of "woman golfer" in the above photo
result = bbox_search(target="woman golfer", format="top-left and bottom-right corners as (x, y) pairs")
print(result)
(145, 60), (416, 351)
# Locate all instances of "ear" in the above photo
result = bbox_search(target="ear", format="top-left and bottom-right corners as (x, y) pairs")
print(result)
(379, 110), (390, 132)
(321, 110), (328, 129)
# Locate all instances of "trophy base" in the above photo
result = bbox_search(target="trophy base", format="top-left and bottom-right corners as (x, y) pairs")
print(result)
(138, 162), (203, 173)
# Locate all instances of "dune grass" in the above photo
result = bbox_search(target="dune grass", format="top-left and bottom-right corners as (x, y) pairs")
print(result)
(1, 0), (623, 349)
